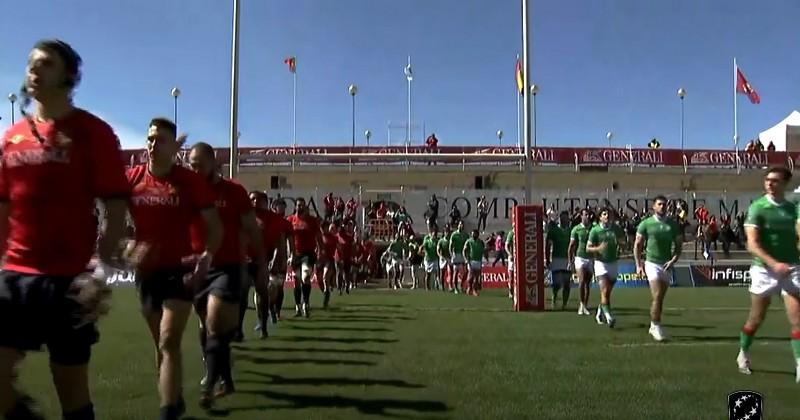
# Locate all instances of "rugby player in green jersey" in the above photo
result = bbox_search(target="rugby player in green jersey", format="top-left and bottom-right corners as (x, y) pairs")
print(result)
(437, 224), (452, 292)
(735, 167), (800, 383)
(422, 227), (440, 290)
(586, 208), (625, 328)
(634, 195), (682, 342)
(449, 221), (469, 294)
(463, 229), (486, 296)
(546, 211), (573, 310)
(569, 209), (594, 315)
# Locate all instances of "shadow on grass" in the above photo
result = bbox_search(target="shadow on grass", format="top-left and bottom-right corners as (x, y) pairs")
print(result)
(755, 368), (794, 377)
(231, 389), (449, 417)
(287, 324), (393, 333)
(233, 345), (385, 356)
(273, 335), (399, 344)
(327, 307), (407, 315)
(240, 370), (425, 388)
(627, 323), (715, 331)
(237, 353), (376, 366)
(345, 303), (405, 308)
(321, 315), (415, 321)
(671, 335), (786, 342)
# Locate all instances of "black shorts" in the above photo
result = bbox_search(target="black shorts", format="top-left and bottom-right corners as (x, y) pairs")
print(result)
(136, 268), (193, 312)
(0, 270), (98, 365)
(196, 265), (243, 305)
(291, 253), (317, 270)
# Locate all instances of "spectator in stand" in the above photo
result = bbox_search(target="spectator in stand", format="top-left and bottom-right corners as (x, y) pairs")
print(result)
(720, 215), (734, 257)
(395, 206), (413, 235)
(345, 197), (358, 223)
(426, 133), (439, 166)
(477, 195), (489, 232)
(745, 140), (756, 153)
(767, 141), (776, 152)
(694, 203), (709, 225)
(334, 196), (345, 223)
(707, 215), (719, 251)
(449, 203), (462, 227)
(376, 201), (387, 219)
(366, 200), (376, 220)
(755, 139), (764, 151)
(323, 192), (335, 222)
(426, 194), (439, 231)
(493, 231), (507, 266)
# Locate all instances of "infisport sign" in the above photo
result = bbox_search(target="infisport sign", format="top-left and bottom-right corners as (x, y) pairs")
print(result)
(689, 264), (751, 287)
(514, 205), (545, 311)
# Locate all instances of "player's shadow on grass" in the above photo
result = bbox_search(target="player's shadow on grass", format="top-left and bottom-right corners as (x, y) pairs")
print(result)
(287, 324), (392, 333)
(630, 323), (714, 331)
(322, 315), (415, 321)
(274, 335), (399, 344)
(232, 389), (449, 417)
(345, 303), (404, 308)
(671, 335), (786, 342)
(240, 370), (426, 388)
(233, 345), (385, 356)
(754, 368), (795, 377)
(237, 353), (376, 366)
(327, 307), (407, 314)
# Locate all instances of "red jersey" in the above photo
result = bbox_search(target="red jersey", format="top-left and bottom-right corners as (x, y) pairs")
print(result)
(252, 208), (292, 258)
(0, 110), (129, 275)
(127, 164), (216, 269)
(287, 213), (320, 255)
(190, 178), (251, 266)
(335, 231), (355, 262)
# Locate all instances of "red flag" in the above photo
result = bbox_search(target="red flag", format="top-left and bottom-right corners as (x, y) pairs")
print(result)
(736, 66), (760, 104)
(515, 59), (524, 95)
(284, 56), (296, 73)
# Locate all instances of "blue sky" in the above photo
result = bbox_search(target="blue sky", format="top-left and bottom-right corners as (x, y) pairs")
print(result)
(1, 0), (798, 150)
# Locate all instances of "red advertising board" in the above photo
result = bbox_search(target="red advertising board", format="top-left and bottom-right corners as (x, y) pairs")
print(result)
(480, 265), (510, 288)
(513, 205), (545, 311)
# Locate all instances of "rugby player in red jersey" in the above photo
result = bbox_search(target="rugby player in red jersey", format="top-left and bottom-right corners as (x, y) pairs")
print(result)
(362, 233), (376, 283)
(248, 191), (292, 330)
(319, 222), (338, 307)
(127, 119), (223, 420)
(0, 39), (129, 420)
(336, 220), (357, 294)
(287, 198), (322, 317)
(187, 143), (265, 406)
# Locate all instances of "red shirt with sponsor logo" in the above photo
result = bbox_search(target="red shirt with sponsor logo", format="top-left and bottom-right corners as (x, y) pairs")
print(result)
(335, 231), (355, 262)
(190, 178), (250, 266)
(287, 213), (320, 255)
(252, 208), (292, 259)
(321, 232), (337, 261)
(0, 110), (130, 275)
(127, 164), (216, 269)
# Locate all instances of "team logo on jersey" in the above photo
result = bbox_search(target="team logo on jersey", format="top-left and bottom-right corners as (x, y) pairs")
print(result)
(728, 390), (762, 420)
(6, 134), (27, 145)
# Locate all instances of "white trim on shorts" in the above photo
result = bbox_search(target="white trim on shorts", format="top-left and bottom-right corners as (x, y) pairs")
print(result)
(594, 261), (618, 281)
(748, 265), (800, 297)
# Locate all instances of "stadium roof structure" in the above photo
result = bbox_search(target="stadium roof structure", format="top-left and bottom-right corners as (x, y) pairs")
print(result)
(759, 110), (800, 151)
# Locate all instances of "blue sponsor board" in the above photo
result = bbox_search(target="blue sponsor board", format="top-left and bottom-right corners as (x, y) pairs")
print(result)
(547, 261), (676, 288)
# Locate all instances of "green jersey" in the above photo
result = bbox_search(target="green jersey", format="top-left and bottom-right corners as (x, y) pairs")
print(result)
(587, 223), (624, 263)
(570, 223), (592, 259)
(438, 237), (450, 258)
(422, 235), (439, 260)
(388, 240), (407, 257)
(506, 231), (515, 254)
(449, 231), (469, 255)
(464, 238), (485, 261)
(744, 196), (799, 266)
(636, 215), (680, 265)
(546, 223), (571, 259)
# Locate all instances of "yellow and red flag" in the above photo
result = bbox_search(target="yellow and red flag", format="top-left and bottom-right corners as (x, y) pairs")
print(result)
(515, 58), (524, 95)
(284, 56), (296, 73)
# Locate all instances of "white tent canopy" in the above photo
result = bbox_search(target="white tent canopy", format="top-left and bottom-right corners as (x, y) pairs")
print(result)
(759, 110), (800, 151)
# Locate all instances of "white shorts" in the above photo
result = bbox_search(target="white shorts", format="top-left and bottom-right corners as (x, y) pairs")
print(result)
(452, 255), (466, 266)
(748, 265), (800, 297)
(469, 261), (482, 271)
(550, 258), (568, 272)
(508, 255), (515, 272)
(574, 256), (593, 272)
(269, 273), (286, 287)
(424, 259), (437, 273)
(645, 261), (671, 284)
(439, 258), (449, 269)
(594, 261), (618, 281)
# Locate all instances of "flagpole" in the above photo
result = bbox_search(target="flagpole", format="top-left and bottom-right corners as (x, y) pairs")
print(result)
(516, 54), (521, 149)
(293, 69), (297, 148)
(522, 0), (533, 205)
(228, 0), (240, 179)
(733, 57), (739, 173)
(407, 55), (412, 153)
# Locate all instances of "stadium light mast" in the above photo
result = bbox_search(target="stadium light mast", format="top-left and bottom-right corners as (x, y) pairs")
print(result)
(229, 0), (241, 178)
(170, 87), (181, 129)
(521, 0), (533, 205)
(606, 131), (613, 147)
(365, 129), (372, 147)
(8, 93), (17, 124)
(530, 84), (539, 149)
(677, 88), (686, 151)
(349, 84), (358, 147)
(497, 129), (504, 146)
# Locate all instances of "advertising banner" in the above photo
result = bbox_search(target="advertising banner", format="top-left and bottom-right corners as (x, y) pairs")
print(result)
(480, 265), (510, 289)
(514, 205), (545, 311)
(689, 264), (751, 287)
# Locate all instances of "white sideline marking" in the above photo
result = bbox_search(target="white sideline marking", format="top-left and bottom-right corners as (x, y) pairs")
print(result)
(610, 341), (777, 348)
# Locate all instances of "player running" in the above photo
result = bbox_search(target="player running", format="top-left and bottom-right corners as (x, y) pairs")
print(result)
(422, 227), (440, 290)
(634, 195), (682, 342)
(187, 142), (265, 405)
(408, 234), (424, 289)
(384, 232), (408, 289)
(0, 39), (130, 420)
(335, 221), (357, 295)
(319, 222), (338, 306)
(127, 118), (223, 419)
(735, 167), (800, 382)
(464, 230), (485, 296)
(437, 224), (453, 293)
(506, 223), (516, 299)
(585, 208), (624, 328)
(547, 211), (573, 310)
(287, 198), (322, 318)
(569, 209), (594, 315)
(449, 221), (469, 294)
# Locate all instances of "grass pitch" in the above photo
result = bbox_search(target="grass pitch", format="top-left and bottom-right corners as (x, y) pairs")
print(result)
(16, 286), (800, 419)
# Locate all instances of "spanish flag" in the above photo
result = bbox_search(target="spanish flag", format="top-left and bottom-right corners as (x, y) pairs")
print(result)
(284, 56), (296, 73)
(515, 57), (524, 96)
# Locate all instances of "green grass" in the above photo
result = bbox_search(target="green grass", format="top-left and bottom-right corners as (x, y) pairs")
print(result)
(16, 286), (800, 420)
